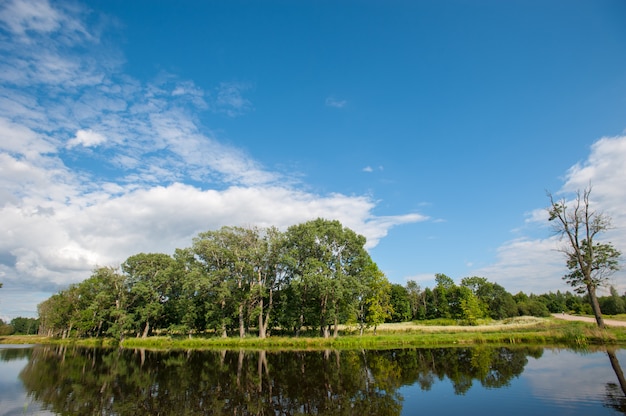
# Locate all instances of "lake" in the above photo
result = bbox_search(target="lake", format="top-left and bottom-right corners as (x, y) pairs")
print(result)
(1, 344), (625, 415)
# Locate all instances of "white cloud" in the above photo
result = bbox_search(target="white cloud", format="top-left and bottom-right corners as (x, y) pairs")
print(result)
(0, 181), (426, 317)
(66, 129), (107, 148)
(473, 135), (626, 295)
(362, 165), (383, 173)
(0, 0), (62, 38)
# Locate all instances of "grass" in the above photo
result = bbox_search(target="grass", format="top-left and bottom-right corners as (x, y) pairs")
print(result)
(2, 317), (624, 351)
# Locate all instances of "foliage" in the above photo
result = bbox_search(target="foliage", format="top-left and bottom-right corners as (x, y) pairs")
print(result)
(516, 298), (551, 317)
(388, 284), (411, 323)
(599, 287), (626, 315)
(10, 317), (39, 335)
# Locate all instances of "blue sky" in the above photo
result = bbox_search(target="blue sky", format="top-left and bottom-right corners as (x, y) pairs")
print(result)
(1, 0), (626, 319)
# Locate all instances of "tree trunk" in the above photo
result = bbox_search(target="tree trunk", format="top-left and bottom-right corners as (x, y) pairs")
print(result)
(221, 300), (228, 338)
(587, 284), (605, 328)
(260, 288), (273, 338)
(258, 297), (266, 339)
(239, 304), (246, 338)
(607, 349), (626, 395)
(333, 316), (339, 338)
(322, 325), (330, 339)
(320, 295), (328, 338)
(142, 319), (150, 338)
(296, 313), (303, 337)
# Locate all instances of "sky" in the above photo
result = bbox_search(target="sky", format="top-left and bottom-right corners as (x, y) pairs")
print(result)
(1, 0), (625, 320)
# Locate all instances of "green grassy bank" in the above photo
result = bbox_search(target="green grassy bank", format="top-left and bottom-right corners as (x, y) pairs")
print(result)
(2, 317), (625, 350)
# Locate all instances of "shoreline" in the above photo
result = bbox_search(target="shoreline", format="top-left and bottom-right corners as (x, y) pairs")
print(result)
(2, 316), (624, 350)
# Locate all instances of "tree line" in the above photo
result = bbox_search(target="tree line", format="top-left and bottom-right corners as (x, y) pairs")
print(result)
(37, 219), (391, 340)
(31, 217), (619, 339)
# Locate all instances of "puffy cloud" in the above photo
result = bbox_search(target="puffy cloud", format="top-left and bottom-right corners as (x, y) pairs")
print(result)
(0, 181), (426, 316)
(66, 129), (107, 148)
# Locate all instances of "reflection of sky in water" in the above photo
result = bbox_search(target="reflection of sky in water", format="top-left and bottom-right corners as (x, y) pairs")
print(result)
(399, 349), (626, 416)
(523, 349), (624, 408)
(0, 346), (53, 416)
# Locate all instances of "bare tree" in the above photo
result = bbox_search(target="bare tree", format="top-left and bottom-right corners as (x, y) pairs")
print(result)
(547, 186), (621, 328)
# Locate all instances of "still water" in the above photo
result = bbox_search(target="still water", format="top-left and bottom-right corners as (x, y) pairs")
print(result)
(1, 344), (625, 415)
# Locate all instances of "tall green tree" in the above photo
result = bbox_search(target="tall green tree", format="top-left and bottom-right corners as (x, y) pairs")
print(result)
(548, 187), (621, 328)
(122, 253), (175, 338)
(405, 280), (422, 320)
(284, 218), (371, 338)
(433, 273), (455, 318)
(249, 226), (288, 338)
(461, 277), (517, 319)
(388, 284), (411, 322)
(10, 317), (39, 335)
(355, 260), (392, 334)
(192, 228), (240, 337)
(600, 286), (626, 315)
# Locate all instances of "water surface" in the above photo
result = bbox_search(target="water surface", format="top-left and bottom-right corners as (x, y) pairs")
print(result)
(1, 344), (625, 415)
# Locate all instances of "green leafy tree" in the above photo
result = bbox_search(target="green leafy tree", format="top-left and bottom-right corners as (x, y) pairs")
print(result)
(10, 317), (39, 335)
(433, 273), (455, 318)
(600, 286), (626, 315)
(245, 226), (287, 338)
(355, 260), (392, 334)
(458, 286), (484, 325)
(548, 187), (622, 328)
(122, 253), (175, 338)
(191, 228), (239, 337)
(516, 294), (551, 317)
(461, 277), (517, 319)
(405, 280), (422, 320)
(284, 218), (371, 338)
(388, 284), (411, 322)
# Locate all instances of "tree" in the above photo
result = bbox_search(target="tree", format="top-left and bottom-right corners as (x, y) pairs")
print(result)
(461, 277), (517, 319)
(548, 187), (621, 328)
(600, 286), (626, 315)
(10, 317), (39, 335)
(388, 284), (411, 322)
(122, 253), (175, 338)
(355, 260), (392, 334)
(284, 218), (371, 338)
(433, 273), (455, 318)
(405, 280), (421, 320)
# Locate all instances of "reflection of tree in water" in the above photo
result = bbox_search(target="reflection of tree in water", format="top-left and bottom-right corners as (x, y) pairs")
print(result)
(604, 349), (626, 414)
(0, 346), (32, 361)
(19, 345), (540, 415)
